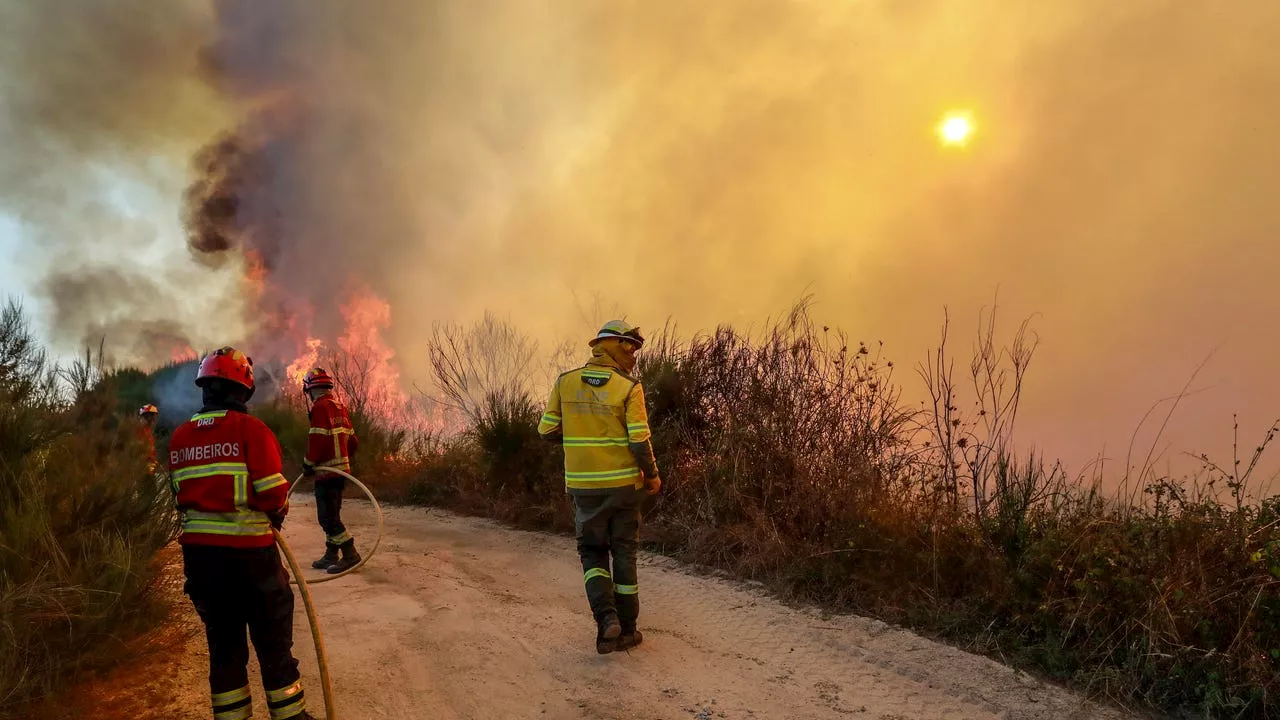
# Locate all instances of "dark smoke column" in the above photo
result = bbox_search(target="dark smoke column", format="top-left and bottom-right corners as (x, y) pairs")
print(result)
(182, 0), (346, 360)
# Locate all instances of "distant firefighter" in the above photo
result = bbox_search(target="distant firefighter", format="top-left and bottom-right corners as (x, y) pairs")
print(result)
(137, 403), (159, 472)
(539, 320), (662, 654)
(301, 367), (362, 574)
(168, 347), (317, 720)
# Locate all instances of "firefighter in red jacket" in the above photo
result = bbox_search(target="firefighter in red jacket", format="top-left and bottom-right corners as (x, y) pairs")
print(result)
(301, 367), (362, 574)
(138, 403), (159, 472)
(169, 347), (316, 720)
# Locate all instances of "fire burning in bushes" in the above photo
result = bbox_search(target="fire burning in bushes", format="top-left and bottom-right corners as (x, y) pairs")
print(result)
(174, 1), (421, 427)
(184, 133), (416, 424)
(281, 284), (413, 425)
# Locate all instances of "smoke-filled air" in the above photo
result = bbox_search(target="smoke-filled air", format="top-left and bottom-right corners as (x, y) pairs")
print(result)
(2, 0), (1279, 473)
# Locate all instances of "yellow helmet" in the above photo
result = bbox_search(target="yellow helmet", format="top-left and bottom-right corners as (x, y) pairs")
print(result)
(589, 320), (645, 348)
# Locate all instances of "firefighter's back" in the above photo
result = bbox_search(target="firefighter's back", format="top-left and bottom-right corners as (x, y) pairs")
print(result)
(306, 394), (357, 474)
(169, 409), (288, 549)
(555, 365), (645, 492)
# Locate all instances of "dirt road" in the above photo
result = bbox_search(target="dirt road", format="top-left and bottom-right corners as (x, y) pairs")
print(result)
(149, 499), (1133, 720)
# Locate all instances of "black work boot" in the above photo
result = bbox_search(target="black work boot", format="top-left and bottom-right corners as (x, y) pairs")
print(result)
(596, 613), (621, 655)
(311, 546), (340, 570)
(617, 628), (644, 651)
(326, 540), (361, 574)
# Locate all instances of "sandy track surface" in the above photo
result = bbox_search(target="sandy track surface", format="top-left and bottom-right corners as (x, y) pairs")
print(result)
(138, 499), (1133, 720)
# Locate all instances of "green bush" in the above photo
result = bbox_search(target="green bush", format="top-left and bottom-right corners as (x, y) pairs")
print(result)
(0, 302), (179, 718)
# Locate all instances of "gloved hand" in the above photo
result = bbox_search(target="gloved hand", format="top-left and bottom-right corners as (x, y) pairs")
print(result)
(644, 474), (662, 496)
(267, 511), (286, 530)
(302, 463), (316, 477)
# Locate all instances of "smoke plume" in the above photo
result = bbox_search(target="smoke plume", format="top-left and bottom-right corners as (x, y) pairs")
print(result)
(3, 1), (1280, 472)
(0, 0), (240, 364)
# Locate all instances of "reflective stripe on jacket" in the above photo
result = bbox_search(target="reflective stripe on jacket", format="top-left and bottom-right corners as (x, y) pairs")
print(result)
(304, 394), (358, 474)
(167, 409), (289, 548)
(538, 362), (654, 492)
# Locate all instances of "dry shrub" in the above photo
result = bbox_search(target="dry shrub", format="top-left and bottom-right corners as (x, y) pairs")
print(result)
(417, 314), (567, 528)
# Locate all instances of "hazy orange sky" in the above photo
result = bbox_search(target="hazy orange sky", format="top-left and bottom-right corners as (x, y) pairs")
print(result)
(1, 1), (1278, 481)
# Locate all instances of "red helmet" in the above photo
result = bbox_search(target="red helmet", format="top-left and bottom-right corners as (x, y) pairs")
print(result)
(196, 346), (255, 396)
(302, 367), (334, 393)
(138, 404), (159, 417)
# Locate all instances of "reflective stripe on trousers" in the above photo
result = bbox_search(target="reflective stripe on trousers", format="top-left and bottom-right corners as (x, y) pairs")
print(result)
(212, 685), (252, 720)
(572, 489), (642, 626)
(266, 679), (307, 719)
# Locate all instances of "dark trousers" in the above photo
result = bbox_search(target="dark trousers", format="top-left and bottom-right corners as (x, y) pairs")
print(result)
(182, 544), (305, 719)
(314, 474), (351, 547)
(572, 488), (642, 630)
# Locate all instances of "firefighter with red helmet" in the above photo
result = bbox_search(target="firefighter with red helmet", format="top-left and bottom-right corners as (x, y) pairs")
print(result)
(169, 347), (316, 720)
(301, 367), (362, 574)
(137, 403), (159, 472)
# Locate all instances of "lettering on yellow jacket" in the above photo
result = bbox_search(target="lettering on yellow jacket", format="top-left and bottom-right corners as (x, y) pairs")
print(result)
(538, 361), (659, 493)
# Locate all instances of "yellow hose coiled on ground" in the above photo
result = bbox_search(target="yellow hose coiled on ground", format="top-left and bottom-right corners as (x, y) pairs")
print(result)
(284, 468), (386, 585)
(270, 467), (385, 720)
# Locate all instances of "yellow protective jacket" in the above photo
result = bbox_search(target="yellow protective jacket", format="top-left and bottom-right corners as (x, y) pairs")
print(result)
(538, 354), (659, 493)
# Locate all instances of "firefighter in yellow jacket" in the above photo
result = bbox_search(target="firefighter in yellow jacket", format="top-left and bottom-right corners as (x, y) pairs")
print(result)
(539, 320), (661, 654)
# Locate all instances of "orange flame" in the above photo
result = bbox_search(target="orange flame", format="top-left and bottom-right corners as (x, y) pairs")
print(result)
(277, 282), (423, 429)
(171, 345), (200, 364)
(335, 286), (408, 420)
(242, 249), (268, 304)
(285, 337), (324, 389)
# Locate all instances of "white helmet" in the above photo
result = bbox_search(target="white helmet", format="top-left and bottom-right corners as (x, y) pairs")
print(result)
(589, 320), (645, 348)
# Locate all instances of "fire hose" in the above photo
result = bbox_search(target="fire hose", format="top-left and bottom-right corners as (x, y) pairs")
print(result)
(272, 526), (338, 720)
(270, 467), (386, 720)
(283, 468), (386, 585)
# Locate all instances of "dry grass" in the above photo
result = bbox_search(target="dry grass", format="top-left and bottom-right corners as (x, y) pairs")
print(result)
(24, 546), (200, 720)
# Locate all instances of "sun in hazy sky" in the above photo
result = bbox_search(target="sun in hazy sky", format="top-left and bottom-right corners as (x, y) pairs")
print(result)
(936, 110), (975, 147)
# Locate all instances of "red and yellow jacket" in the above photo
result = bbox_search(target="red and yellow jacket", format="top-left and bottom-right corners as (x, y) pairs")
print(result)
(305, 394), (358, 475)
(168, 408), (290, 548)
